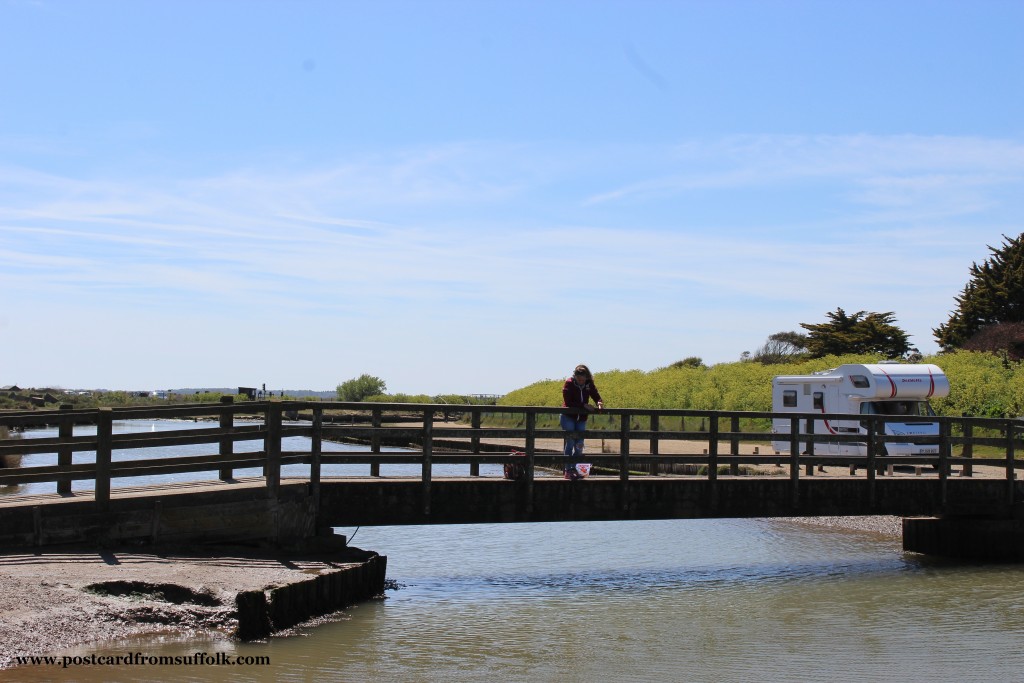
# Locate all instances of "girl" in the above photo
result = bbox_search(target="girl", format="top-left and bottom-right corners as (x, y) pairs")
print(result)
(560, 364), (604, 480)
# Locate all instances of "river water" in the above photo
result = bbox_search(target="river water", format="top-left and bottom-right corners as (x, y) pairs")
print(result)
(4, 421), (1024, 682)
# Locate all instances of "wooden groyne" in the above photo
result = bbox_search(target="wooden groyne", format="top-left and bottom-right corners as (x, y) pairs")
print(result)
(236, 552), (387, 640)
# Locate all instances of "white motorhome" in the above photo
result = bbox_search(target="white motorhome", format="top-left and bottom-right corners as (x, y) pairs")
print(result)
(771, 363), (949, 456)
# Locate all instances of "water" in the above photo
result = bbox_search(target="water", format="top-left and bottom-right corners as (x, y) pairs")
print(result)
(4, 423), (1024, 681)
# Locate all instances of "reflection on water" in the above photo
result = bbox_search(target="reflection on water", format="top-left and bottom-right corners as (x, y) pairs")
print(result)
(4, 423), (1024, 681)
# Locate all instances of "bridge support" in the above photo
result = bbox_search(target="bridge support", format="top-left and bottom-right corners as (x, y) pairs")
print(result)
(0, 482), (320, 549)
(903, 516), (1024, 561)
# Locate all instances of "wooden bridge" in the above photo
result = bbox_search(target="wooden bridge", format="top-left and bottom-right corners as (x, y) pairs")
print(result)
(1, 400), (1022, 559)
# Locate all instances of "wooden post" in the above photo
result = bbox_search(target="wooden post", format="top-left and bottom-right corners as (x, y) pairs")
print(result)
(525, 412), (536, 515)
(218, 395), (234, 481)
(266, 403), (282, 497)
(877, 417), (887, 477)
(619, 413), (631, 481)
(1006, 419), (1016, 509)
(729, 415), (740, 476)
(650, 413), (660, 476)
(938, 417), (949, 510)
(805, 417), (815, 476)
(708, 415), (719, 510)
(95, 408), (112, 510)
(422, 409), (433, 516)
(961, 415), (973, 477)
(57, 404), (73, 495)
(789, 416), (799, 509)
(371, 407), (381, 477)
(470, 410), (481, 477)
(866, 418), (877, 510)
(620, 413), (631, 512)
(311, 406), (323, 513)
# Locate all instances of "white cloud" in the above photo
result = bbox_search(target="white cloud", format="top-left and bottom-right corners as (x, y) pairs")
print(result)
(587, 135), (1024, 220)
(1, 134), (1020, 389)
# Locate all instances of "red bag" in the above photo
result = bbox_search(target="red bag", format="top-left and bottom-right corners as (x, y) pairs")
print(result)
(503, 451), (527, 480)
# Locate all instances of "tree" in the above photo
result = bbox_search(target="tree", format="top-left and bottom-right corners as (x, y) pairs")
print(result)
(752, 331), (808, 364)
(962, 322), (1024, 363)
(669, 357), (705, 369)
(336, 374), (387, 402)
(800, 308), (910, 359)
(934, 233), (1024, 351)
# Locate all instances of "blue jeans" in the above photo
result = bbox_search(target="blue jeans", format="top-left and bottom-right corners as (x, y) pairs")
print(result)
(560, 414), (586, 470)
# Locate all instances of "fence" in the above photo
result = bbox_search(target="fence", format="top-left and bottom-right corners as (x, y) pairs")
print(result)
(1, 400), (1021, 512)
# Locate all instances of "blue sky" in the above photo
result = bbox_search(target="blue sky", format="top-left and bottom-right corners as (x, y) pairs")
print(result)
(2, 0), (1023, 395)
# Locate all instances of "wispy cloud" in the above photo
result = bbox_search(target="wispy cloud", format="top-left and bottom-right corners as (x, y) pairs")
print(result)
(585, 135), (1024, 221)
(2, 134), (1020, 387)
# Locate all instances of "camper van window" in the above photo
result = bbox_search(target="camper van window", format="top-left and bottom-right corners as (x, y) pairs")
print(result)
(862, 401), (935, 417)
(850, 375), (870, 388)
(813, 392), (823, 410)
(783, 390), (797, 408)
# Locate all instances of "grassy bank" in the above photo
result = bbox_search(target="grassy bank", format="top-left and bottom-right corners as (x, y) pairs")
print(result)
(500, 351), (1024, 419)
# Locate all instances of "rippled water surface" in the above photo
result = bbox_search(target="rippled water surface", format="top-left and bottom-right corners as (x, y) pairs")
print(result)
(5, 423), (1024, 681)
(9, 519), (1023, 683)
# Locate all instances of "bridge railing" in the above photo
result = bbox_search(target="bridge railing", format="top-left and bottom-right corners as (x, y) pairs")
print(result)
(0, 401), (1021, 511)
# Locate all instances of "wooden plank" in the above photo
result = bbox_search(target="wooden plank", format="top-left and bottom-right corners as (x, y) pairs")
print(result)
(112, 425), (265, 449)
(0, 435), (99, 456)
(0, 464), (98, 486)
(111, 457), (267, 479)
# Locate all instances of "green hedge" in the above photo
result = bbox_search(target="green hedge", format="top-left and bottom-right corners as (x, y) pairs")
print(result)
(500, 352), (1024, 418)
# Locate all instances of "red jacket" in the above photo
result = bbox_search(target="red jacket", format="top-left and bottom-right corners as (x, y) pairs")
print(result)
(562, 378), (603, 423)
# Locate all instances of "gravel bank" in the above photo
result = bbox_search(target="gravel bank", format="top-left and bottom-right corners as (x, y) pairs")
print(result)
(771, 515), (903, 537)
(0, 545), (376, 671)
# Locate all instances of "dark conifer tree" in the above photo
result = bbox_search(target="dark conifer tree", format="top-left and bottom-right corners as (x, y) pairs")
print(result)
(934, 233), (1024, 351)
(800, 308), (910, 358)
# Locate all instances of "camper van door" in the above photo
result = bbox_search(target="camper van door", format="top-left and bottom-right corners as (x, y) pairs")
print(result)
(818, 384), (845, 455)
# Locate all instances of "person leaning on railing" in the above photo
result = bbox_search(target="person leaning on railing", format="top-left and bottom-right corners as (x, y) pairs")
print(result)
(561, 364), (604, 481)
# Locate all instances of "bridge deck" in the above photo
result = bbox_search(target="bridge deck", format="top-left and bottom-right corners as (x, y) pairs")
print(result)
(1, 462), (1007, 510)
